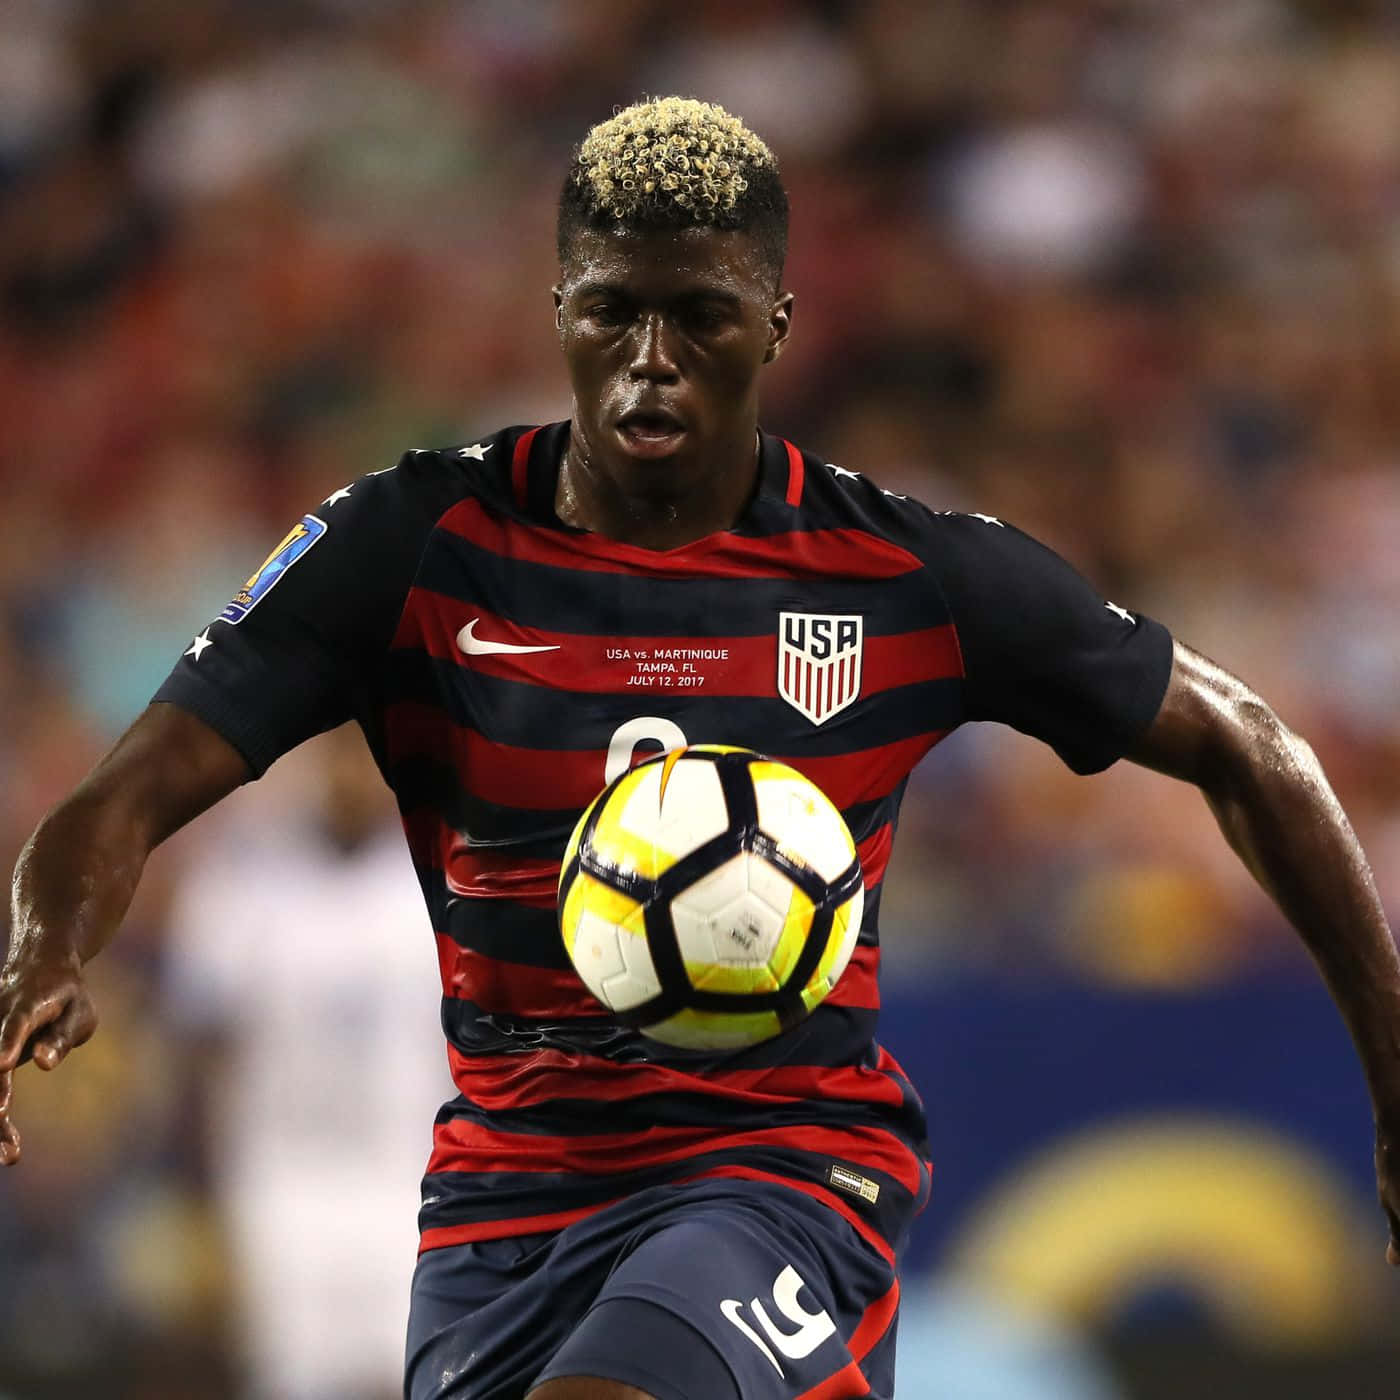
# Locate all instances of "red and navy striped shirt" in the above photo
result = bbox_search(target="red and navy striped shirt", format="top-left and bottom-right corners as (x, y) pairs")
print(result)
(156, 421), (1173, 1261)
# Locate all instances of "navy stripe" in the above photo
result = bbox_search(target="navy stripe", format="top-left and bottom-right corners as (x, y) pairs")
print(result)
(437, 1086), (908, 1138)
(441, 996), (880, 1068)
(437, 892), (570, 969)
(383, 653), (961, 756)
(392, 759), (899, 854)
(419, 1145), (918, 1247)
(412, 532), (935, 635)
(423, 870), (886, 966)
(391, 755), (578, 851)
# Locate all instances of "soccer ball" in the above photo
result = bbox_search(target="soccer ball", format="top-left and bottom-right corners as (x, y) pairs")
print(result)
(558, 745), (864, 1051)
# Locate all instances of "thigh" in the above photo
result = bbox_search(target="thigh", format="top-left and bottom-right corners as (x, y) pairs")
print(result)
(405, 1232), (569, 1400)
(535, 1182), (900, 1400)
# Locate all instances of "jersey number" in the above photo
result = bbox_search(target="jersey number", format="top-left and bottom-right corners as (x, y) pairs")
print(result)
(604, 716), (688, 784)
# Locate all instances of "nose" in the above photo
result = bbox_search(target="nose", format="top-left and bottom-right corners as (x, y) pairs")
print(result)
(627, 313), (680, 384)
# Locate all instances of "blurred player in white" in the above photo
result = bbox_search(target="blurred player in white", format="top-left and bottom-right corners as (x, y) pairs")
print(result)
(163, 723), (451, 1400)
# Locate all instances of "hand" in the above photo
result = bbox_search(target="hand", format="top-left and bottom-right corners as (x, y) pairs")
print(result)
(0, 951), (98, 1165)
(1377, 1123), (1400, 1267)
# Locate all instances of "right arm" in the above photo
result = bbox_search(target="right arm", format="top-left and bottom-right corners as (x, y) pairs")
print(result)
(0, 702), (249, 1164)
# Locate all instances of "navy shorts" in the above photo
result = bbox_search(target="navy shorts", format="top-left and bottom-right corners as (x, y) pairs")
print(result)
(404, 1176), (899, 1400)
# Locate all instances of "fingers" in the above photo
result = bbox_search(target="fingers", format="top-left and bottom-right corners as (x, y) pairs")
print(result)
(1385, 1203), (1400, 1268)
(29, 993), (97, 1072)
(0, 1070), (17, 1166)
(0, 982), (98, 1167)
(0, 1005), (30, 1071)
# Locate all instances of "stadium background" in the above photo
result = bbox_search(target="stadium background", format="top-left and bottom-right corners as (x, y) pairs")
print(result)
(3, 1), (1400, 1396)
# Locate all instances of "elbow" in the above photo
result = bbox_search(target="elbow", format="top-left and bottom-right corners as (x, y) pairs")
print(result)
(1206, 691), (1321, 807)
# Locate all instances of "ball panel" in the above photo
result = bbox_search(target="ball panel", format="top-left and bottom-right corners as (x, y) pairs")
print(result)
(561, 873), (658, 1011)
(588, 764), (674, 881)
(560, 871), (643, 957)
(750, 762), (856, 884)
(562, 788), (606, 873)
(670, 853), (787, 990)
(640, 1004), (785, 1051)
(799, 884), (864, 1011)
(768, 883), (816, 987)
(600, 920), (662, 1012)
(625, 755), (730, 863)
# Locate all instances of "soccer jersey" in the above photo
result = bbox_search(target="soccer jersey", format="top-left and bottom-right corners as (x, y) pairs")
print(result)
(155, 421), (1173, 1263)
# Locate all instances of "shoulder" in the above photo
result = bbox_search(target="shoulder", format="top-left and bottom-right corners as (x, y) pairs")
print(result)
(342, 427), (525, 525)
(785, 440), (1011, 564)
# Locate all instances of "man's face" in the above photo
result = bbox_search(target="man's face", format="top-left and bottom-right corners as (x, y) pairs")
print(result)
(554, 225), (792, 501)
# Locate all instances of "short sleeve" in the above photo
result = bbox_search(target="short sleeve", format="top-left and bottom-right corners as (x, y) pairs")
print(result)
(925, 513), (1174, 774)
(153, 455), (456, 776)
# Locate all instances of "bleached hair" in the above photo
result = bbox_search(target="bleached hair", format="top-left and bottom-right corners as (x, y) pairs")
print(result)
(558, 96), (788, 280)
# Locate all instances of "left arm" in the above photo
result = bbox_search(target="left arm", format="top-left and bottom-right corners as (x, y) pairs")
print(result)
(1128, 640), (1400, 1266)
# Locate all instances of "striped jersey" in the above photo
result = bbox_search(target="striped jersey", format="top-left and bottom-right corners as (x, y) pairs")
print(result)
(156, 421), (1173, 1263)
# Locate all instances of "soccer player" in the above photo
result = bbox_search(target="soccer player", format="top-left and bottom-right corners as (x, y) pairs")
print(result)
(3, 97), (1398, 1400)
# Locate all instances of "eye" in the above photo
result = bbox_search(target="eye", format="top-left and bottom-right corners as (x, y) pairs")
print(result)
(679, 300), (738, 334)
(584, 301), (631, 328)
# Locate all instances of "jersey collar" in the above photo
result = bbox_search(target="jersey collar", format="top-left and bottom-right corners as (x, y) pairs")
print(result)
(511, 421), (800, 543)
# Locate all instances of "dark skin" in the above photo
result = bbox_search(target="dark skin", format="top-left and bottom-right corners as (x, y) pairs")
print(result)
(3, 226), (1398, 1400)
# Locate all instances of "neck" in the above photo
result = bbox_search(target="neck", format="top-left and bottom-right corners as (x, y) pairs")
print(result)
(555, 426), (761, 550)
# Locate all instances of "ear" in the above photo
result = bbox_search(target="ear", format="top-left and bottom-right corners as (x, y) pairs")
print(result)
(763, 292), (794, 364)
(552, 285), (564, 333)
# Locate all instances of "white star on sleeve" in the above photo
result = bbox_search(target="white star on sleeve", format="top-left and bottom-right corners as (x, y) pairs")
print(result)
(323, 485), (353, 506)
(185, 630), (213, 660)
(1105, 601), (1134, 624)
(458, 443), (491, 461)
(969, 513), (1004, 527)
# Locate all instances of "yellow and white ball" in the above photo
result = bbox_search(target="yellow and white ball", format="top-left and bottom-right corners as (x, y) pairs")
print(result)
(558, 746), (863, 1051)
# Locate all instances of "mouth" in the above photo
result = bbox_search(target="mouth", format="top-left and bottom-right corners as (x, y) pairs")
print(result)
(616, 408), (688, 458)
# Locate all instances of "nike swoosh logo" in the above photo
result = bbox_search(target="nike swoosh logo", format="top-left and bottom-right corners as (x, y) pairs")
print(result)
(456, 618), (561, 657)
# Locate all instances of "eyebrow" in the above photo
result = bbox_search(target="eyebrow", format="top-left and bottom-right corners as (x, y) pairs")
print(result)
(571, 281), (743, 306)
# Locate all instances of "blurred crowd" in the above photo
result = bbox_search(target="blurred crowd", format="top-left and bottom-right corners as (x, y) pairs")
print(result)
(4, 0), (1400, 1396)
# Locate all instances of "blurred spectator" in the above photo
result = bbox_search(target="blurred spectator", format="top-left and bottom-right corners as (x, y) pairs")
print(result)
(163, 725), (452, 1400)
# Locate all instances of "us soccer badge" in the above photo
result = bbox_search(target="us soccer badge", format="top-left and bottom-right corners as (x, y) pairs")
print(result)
(220, 515), (328, 624)
(777, 612), (863, 725)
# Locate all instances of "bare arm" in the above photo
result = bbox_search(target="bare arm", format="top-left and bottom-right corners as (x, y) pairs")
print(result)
(0, 702), (249, 1164)
(1128, 640), (1400, 1264)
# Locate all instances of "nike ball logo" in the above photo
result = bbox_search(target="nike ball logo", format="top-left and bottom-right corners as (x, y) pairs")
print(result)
(456, 618), (561, 656)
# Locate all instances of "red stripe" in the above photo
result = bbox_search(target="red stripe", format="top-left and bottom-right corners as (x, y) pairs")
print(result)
(416, 1171), (906, 1264)
(437, 497), (922, 579)
(784, 438), (805, 506)
(387, 704), (606, 810)
(434, 938), (879, 1039)
(798, 1361), (870, 1400)
(420, 1198), (622, 1254)
(856, 824), (893, 889)
(793, 1280), (898, 1400)
(436, 935), (595, 1019)
(846, 1279), (900, 1361)
(392, 592), (962, 697)
(824, 942), (879, 1010)
(676, 1165), (895, 1266)
(511, 428), (538, 509)
(386, 717), (950, 819)
(427, 1117), (924, 1195)
(401, 808), (559, 904)
(446, 1041), (907, 1114)
(771, 734), (948, 809)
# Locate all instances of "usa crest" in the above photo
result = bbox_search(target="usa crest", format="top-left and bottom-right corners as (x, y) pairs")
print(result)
(777, 612), (863, 725)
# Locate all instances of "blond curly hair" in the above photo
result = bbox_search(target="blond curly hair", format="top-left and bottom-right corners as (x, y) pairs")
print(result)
(558, 96), (788, 278)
